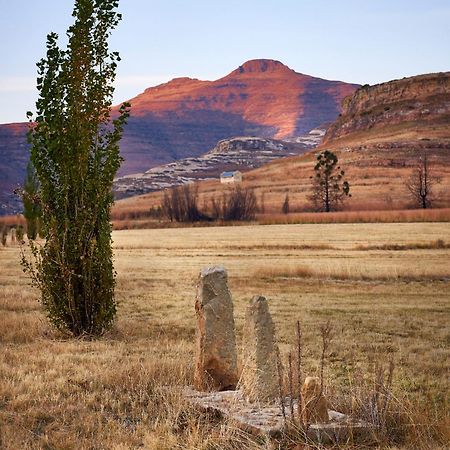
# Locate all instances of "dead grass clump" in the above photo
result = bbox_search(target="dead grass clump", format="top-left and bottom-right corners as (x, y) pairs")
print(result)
(0, 313), (46, 344)
(256, 266), (316, 279)
(259, 208), (450, 226)
(255, 264), (450, 282)
(355, 239), (449, 251)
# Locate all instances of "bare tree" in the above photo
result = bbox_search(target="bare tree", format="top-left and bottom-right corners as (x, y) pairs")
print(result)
(210, 186), (258, 221)
(161, 184), (210, 222)
(406, 152), (441, 209)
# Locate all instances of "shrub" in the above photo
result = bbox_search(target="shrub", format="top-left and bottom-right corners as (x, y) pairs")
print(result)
(211, 186), (258, 221)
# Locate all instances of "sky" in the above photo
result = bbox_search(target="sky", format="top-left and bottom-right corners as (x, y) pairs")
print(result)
(0, 0), (449, 123)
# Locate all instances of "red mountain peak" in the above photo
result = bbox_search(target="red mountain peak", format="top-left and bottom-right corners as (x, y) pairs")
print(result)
(227, 59), (295, 77)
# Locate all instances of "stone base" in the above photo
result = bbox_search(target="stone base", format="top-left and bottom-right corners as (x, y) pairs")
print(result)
(184, 387), (371, 443)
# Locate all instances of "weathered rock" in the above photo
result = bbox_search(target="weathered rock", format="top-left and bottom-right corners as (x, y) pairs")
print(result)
(301, 376), (329, 424)
(194, 266), (238, 391)
(240, 295), (280, 403)
(184, 387), (371, 442)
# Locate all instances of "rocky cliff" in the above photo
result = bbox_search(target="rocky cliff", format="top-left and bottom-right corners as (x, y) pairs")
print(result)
(323, 72), (450, 145)
(113, 130), (324, 198)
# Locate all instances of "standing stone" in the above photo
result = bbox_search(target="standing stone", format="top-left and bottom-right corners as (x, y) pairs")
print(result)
(301, 376), (329, 424)
(194, 266), (238, 391)
(240, 295), (280, 403)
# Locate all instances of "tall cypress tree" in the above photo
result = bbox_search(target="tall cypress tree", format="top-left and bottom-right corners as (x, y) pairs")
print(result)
(24, 0), (130, 336)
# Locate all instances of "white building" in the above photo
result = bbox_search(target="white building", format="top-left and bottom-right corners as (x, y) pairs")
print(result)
(220, 170), (243, 184)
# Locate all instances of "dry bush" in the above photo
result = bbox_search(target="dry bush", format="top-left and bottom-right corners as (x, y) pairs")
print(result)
(278, 322), (449, 450)
(162, 184), (210, 222)
(210, 186), (258, 221)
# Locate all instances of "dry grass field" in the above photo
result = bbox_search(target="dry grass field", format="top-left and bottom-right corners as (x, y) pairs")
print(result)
(1, 223), (449, 449)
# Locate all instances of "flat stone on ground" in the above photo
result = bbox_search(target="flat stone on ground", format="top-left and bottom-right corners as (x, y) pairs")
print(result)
(183, 387), (371, 443)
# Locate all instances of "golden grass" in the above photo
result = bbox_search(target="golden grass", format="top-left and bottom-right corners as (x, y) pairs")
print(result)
(111, 208), (450, 231)
(0, 222), (449, 448)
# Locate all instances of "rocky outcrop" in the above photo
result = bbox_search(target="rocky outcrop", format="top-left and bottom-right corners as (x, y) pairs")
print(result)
(323, 72), (450, 144)
(113, 131), (324, 198)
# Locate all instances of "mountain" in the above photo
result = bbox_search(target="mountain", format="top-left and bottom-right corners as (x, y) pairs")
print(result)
(0, 123), (29, 215)
(114, 128), (325, 198)
(0, 59), (359, 215)
(113, 71), (450, 217)
(117, 59), (358, 175)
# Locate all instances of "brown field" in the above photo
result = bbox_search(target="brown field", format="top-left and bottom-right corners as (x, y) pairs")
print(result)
(1, 223), (449, 449)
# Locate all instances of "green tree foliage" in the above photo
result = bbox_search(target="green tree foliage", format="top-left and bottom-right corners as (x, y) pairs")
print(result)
(24, 0), (130, 336)
(23, 161), (41, 240)
(309, 150), (350, 212)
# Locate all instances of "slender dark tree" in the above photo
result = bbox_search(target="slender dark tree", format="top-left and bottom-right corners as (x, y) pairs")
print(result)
(309, 150), (350, 212)
(406, 152), (441, 209)
(22, 161), (41, 239)
(24, 0), (130, 336)
(1, 226), (7, 247)
(281, 193), (290, 214)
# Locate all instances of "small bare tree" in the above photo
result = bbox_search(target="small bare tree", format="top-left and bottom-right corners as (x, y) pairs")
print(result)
(406, 152), (441, 209)
(161, 184), (209, 222)
(210, 186), (258, 221)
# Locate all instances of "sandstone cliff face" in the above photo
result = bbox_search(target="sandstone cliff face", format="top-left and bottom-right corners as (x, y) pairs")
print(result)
(323, 72), (450, 144)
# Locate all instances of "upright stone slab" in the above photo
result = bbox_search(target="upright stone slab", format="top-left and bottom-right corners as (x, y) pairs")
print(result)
(194, 266), (238, 391)
(301, 376), (330, 424)
(240, 295), (279, 403)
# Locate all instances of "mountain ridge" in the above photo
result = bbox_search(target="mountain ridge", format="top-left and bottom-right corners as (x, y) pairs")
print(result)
(0, 59), (359, 214)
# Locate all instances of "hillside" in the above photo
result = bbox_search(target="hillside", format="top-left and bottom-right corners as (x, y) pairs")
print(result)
(0, 123), (29, 215)
(0, 59), (358, 215)
(113, 71), (450, 220)
(113, 129), (325, 198)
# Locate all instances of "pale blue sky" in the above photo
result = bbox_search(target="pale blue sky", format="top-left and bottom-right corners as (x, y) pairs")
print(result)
(1, 0), (449, 123)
